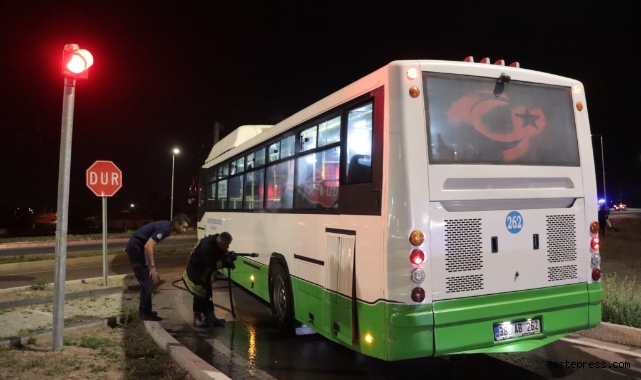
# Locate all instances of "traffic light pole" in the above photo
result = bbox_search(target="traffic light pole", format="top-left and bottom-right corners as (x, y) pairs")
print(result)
(52, 77), (75, 351)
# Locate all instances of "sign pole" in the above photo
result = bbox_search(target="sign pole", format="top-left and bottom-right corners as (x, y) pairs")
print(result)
(86, 161), (122, 288)
(102, 196), (108, 286)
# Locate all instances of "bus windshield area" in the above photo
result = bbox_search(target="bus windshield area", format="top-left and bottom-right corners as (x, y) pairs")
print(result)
(423, 72), (580, 166)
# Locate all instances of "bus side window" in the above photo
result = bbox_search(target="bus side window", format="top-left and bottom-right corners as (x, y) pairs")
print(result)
(345, 102), (373, 184)
(206, 182), (216, 211)
(266, 160), (294, 209)
(244, 169), (265, 210)
(300, 126), (317, 152)
(227, 175), (243, 210)
(295, 148), (339, 209)
(216, 180), (227, 210)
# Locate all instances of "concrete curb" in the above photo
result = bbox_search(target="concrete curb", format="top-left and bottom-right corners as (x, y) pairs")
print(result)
(578, 322), (641, 347)
(0, 316), (118, 349)
(145, 321), (232, 380)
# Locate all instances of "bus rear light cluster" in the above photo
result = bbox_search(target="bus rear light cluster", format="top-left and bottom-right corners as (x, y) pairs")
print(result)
(410, 249), (425, 265)
(411, 287), (425, 302)
(410, 268), (425, 284)
(592, 268), (601, 281)
(409, 230), (424, 246)
(590, 237), (600, 251)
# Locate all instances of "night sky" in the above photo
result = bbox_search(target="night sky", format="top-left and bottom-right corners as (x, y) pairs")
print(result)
(1, 1), (640, 224)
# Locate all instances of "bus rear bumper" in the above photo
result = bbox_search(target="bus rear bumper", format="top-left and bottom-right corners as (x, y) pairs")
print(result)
(432, 282), (602, 356)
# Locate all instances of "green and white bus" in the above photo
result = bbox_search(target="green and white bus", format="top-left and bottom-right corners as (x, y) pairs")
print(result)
(195, 58), (603, 361)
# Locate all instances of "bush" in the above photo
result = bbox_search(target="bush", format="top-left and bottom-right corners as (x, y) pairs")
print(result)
(119, 307), (140, 325)
(30, 278), (49, 291)
(601, 273), (641, 328)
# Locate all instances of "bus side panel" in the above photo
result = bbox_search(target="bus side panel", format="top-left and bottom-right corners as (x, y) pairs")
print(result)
(587, 282), (603, 328)
(386, 303), (434, 360)
(292, 276), (329, 335)
(290, 277), (391, 360)
(229, 258), (270, 303)
(433, 283), (589, 355)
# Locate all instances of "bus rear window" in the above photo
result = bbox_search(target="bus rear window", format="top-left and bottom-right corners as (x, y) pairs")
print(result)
(424, 72), (580, 166)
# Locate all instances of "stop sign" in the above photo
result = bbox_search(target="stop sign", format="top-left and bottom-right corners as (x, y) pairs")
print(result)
(86, 160), (122, 197)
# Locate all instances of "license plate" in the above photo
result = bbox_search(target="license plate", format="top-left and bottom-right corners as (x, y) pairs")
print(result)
(494, 319), (541, 341)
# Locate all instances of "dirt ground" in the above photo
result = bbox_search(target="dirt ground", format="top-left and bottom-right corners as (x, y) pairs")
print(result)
(0, 320), (189, 380)
(599, 215), (641, 283)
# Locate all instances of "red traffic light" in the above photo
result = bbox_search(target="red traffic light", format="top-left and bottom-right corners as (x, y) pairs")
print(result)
(62, 44), (93, 80)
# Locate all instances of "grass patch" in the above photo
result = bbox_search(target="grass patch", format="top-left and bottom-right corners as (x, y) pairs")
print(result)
(22, 356), (44, 369)
(0, 348), (18, 366)
(78, 335), (114, 349)
(44, 357), (82, 375)
(17, 324), (51, 335)
(601, 273), (641, 328)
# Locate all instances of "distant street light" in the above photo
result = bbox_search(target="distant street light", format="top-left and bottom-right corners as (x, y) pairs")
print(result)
(591, 135), (606, 206)
(170, 148), (180, 219)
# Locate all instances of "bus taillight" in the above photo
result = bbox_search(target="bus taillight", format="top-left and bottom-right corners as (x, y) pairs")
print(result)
(592, 268), (601, 281)
(409, 230), (424, 246)
(411, 287), (425, 302)
(590, 237), (600, 251)
(410, 249), (425, 265)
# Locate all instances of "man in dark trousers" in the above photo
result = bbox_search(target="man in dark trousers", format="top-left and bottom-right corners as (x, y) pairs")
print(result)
(597, 205), (608, 237)
(125, 213), (190, 321)
(182, 232), (235, 328)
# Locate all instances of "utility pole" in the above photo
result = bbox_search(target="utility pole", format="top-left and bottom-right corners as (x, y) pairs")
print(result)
(214, 122), (225, 145)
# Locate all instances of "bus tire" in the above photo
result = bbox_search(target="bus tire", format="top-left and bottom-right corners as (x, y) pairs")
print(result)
(270, 262), (294, 329)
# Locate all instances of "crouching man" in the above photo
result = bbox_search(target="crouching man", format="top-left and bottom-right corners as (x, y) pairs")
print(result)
(182, 232), (236, 327)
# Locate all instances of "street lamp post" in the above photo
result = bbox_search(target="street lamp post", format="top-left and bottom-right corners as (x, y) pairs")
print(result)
(592, 135), (606, 205)
(170, 148), (180, 219)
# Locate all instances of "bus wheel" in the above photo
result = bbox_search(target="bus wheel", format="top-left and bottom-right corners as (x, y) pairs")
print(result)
(270, 262), (294, 329)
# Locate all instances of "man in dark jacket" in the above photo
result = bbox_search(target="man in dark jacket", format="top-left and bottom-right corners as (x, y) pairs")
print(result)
(125, 213), (190, 321)
(597, 205), (608, 237)
(182, 232), (235, 327)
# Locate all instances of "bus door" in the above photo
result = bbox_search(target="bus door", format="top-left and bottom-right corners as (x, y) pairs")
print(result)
(324, 229), (357, 345)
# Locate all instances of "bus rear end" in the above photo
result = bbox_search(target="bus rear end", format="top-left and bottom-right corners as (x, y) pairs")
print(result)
(384, 59), (602, 360)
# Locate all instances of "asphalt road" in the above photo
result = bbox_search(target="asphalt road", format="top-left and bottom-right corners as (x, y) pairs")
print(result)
(0, 253), (190, 289)
(0, 236), (198, 257)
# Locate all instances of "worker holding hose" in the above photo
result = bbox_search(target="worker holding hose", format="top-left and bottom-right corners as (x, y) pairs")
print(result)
(182, 232), (236, 328)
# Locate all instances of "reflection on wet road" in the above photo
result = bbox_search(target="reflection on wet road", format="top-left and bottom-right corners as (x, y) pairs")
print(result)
(157, 275), (641, 380)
